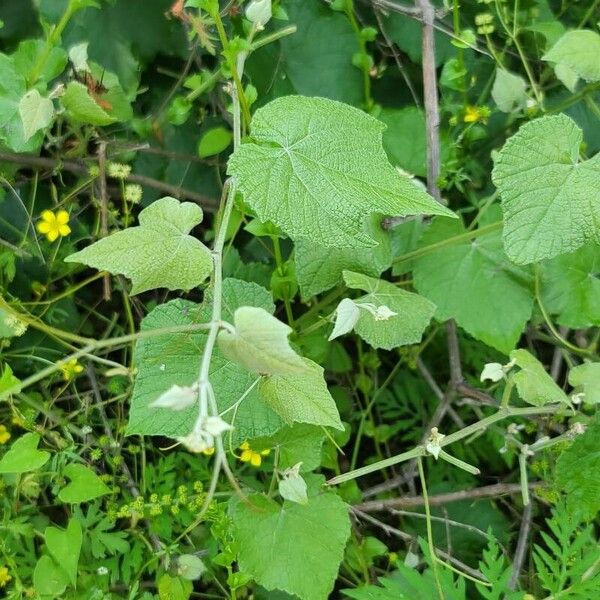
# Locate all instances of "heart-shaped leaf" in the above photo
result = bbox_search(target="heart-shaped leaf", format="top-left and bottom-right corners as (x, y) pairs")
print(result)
(57, 463), (111, 504)
(492, 115), (600, 264)
(0, 432), (50, 473)
(45, 519), (82, 586)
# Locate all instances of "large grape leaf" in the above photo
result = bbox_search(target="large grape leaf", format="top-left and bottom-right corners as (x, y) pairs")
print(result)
(66, 197), (213, 294)
(492, 114), (600, 264)
(227, 95), (454, 248)
(229, 486), (351, 600)
(541, 244), (600, 328)
(294, 214), (392, 299)
(556, 414), (600, 519)
(126, 280), (283, 445)
(342, 271), (436, 350)
(413, 218), (534, 354)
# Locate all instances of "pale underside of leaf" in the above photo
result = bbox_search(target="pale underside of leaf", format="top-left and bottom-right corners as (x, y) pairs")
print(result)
(65, 196), (213, 294)
(492, 114), (600, 264)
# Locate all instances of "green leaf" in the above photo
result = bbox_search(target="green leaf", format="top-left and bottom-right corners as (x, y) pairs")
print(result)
(384, 10), (454, 67)
(66, 197), (213, 294)
(61, 80), (116, 125)
(568, 362), (600, 404)
(258, 358), (343, 430)
(556, 415), (600, 519)
(541, 244), (600, 328)
(276, 0), (362, 104)
(57, 463), (111, 503)
(45, 519), (82, 586)
(0, 432), (50, 473)
(0, 364), (21, 400)
(543, 30), (600, 85)
(229, 489), (351, 600)
(33, 555), (70, 597)
(18, 89), (54, 141)
(492, 114), (600, 264)
(510, 349), (569, 406)
(127, 281), (283, 445)
(379, 107), (428, 177)
(0, 308), (27, 338)
(342, 271), (436, 350)
(218, 307), (308, 376)
(413, 218), (533, 354)
(491, 69), (528, 113)
(295, 214), (392, 299)
(228, 95), (454, 249)
(197, 126), (232, 158)
(255, 424), (326, 472)
(158, 574), (193, 600)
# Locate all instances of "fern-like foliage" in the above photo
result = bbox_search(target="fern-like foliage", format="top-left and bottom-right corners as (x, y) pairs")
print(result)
(532, 503), (600, 598)
(476, 533), (512, 600)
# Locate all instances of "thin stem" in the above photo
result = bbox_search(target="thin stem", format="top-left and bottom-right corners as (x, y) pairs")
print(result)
(28, 0), (78, 86)
(417, 457), (444, 600)
(327, 404), (562, 485)
(534, 267), (593, 356)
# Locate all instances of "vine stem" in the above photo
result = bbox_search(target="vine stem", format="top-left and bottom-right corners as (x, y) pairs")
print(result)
(327, 403), (562, 485)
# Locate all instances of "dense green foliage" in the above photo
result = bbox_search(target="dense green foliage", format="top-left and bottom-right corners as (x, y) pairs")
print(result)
(0, 0), (599, 599)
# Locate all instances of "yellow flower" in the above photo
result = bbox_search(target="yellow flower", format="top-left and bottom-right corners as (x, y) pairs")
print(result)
(0, 425), (10, 445)
(36, 210), (71, 242)
(60, 359), (84, 381)
(239, 441), (270, 467)
(463, 105), (490, 124)
(202, 446), (215, 456)
(0, 566), (11, 588)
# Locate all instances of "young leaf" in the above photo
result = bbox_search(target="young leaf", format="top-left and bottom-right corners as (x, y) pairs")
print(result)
(61, 80), (116, 125)
(541, 244), (600, 328)
(342, 270), (436, 350)
(57, 463), (111, 504)
(413, 218), (533, 354)
(543, 30), (600, 85)
(218, 306), (308, 376)
(555, 415), (600, 519)
(45, 519), (82, 586)
(227, 95), (454, 248)
(66, 196), (213, 294)
(510, 349), (569, 406)
(18, 89), (53, 142)
(492, 115), (600, 264)
(278, 464), (308, 505)
(259, 358), (343, 430)
(329, 298), (360, 341)
(0, 432), (50, 474)
(568, 362), (600, 404)
(0, 363), (21, 400)
(229, 489), (351, 600)
(491, 69), (528, 113)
